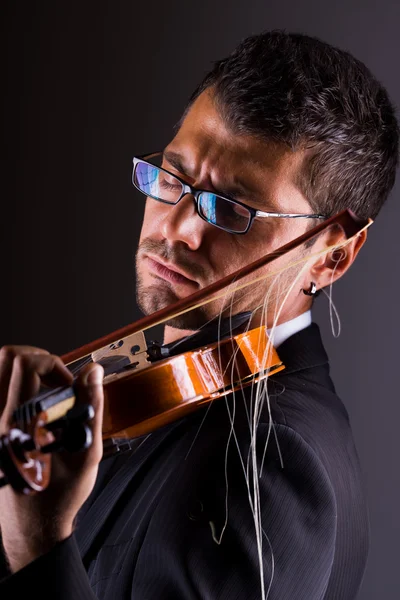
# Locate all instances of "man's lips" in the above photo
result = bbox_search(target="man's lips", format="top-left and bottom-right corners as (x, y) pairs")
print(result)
(146, 256), (198, 286)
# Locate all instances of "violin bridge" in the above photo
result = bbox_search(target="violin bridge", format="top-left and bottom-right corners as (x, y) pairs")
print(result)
(91, 331), (149, 371)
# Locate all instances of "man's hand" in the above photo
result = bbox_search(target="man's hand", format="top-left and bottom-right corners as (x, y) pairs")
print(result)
(0, 345), (104, 573)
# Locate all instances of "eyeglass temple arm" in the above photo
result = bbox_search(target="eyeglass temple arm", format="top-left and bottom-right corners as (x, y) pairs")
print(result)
(255, 210), (326, 219)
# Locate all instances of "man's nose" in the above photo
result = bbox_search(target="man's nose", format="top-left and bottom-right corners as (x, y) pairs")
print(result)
(159, 193), (208, 250)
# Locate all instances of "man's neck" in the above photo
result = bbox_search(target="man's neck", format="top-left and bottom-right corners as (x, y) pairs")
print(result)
(163, 325), (198, 345)
(163, 306), (312, 346)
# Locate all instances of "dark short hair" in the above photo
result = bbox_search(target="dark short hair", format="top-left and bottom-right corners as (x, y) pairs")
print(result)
(187, 31), (399, 220)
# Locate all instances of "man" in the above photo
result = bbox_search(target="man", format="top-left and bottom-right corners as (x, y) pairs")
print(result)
(0, 30), (398, 599)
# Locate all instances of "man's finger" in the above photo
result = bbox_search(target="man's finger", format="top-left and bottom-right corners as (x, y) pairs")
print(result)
(74, 363), (104, 465)
(0, 345), (50, 413)
(1, 352), (73, 428)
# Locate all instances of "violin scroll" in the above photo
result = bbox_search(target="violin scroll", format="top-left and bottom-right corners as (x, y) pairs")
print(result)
(0, 403), (95, 494)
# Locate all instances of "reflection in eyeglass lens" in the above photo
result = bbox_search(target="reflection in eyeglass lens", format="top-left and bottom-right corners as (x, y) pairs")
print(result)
(199, 193), (250, 232)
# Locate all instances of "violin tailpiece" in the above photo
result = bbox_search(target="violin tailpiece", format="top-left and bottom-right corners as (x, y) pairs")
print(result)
(91, 331), (149, 372)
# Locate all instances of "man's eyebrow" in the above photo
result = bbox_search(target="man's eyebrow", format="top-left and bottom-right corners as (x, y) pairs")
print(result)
(163, 150), (192, 178)
(163, 150), (268, 206)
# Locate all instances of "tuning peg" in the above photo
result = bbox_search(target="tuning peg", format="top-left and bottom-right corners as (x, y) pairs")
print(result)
(42, 403), (94, 453)
(45, 404), (94, 432)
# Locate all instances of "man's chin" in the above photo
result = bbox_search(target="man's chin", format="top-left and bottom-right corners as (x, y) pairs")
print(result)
(137, 284), (211, 330)
(137, 285), (178, 315)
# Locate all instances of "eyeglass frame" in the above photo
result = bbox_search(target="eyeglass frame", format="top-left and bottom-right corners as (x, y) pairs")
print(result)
(132, 151), (327, 235)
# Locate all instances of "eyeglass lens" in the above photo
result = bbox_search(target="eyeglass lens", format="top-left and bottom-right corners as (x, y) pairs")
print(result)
(134, 161), (251, 233)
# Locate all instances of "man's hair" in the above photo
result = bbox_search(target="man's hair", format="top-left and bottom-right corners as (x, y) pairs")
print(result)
(187, 30), (399, 220)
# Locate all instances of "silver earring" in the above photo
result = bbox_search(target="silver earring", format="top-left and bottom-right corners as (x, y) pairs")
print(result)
(302, 282), (319, 296)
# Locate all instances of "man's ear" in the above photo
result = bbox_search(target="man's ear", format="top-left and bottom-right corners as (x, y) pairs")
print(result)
(309, 228), (368, 290)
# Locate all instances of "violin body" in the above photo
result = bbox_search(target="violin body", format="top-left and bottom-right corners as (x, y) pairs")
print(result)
(38, 325), (284, 441)
(101, 325), (284, 439)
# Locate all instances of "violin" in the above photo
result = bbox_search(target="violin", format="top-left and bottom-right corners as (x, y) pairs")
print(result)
(0, 210), (370, 494)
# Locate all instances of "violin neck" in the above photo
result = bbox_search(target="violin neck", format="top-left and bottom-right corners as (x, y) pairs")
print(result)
(12, 385), (76, 429)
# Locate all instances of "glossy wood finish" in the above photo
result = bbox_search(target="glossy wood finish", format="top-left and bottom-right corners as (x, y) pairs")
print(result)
(101, 326), (284, 439)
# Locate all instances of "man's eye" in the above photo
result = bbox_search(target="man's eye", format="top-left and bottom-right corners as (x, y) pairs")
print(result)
(159, 171), (182, 191)
(160, 178), (181, 191)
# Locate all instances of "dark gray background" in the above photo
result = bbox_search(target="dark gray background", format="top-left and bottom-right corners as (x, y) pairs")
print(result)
(1, 2), (399, 598)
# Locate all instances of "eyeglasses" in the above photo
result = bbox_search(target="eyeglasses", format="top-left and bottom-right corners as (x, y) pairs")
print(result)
(132, 152), (326, 234)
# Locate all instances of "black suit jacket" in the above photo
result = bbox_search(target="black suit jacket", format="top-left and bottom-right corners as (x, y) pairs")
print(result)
(0, 324), (369, 599)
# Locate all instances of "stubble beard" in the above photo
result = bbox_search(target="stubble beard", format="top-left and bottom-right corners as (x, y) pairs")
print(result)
(135, 237), (215, 330)
(135, 270), (212, 330)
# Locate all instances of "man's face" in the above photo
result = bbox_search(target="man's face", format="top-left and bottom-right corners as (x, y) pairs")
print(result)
(136, 89), (316, 331)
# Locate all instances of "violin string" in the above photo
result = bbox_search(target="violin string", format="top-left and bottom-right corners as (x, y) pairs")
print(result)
(214, 250), (315, 599)
(244, 273), (281, 599)
(249, 269), (299, 599)
(210, 285), (253, 546)
(206, 285), (250, 545)
(202, 272), (269, 591)
(68, 356), (94, 374)
(320, 249), (345, 338)
(234, 293), (269, 597)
